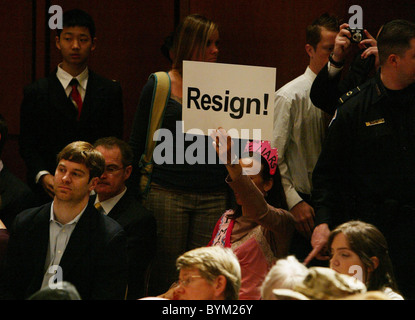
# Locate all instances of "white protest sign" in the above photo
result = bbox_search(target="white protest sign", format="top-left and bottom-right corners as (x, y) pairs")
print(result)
(182, 61), (276, 141)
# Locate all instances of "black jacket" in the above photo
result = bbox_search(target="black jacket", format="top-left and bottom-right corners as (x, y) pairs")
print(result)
(91, 190), (156, 299)
(312, 70), (415, 229)
(0, 199), (128, 300)
(0, 165), (36, 228)
(310, 51), (375, 116)
(19, 70), (123, 194)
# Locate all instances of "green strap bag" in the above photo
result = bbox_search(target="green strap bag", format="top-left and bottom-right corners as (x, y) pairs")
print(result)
(139, 71), (171, 199)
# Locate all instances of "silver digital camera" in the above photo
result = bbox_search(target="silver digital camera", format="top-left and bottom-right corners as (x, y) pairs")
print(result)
(346, 27), (364, 43)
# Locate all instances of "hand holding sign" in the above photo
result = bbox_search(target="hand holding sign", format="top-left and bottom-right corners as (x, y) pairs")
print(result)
(211, 127), (236, 166)
(211, 127), (245, 180)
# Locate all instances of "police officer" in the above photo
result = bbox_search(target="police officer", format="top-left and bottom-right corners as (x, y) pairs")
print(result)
(305, 19), (415, 300)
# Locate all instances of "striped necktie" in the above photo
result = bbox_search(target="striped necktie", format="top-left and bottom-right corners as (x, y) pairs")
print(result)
(94, 202), (105, 214)
(69, 78), (83, 120)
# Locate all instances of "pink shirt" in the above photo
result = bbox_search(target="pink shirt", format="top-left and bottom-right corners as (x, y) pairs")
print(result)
(210, 173), (295, 299)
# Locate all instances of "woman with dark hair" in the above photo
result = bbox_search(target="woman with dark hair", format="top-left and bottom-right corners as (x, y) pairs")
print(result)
(328, 220), (403, 299)
(208, 128), (295, 300)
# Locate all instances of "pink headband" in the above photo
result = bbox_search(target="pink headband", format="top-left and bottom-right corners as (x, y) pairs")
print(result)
(243, 140), (278, 175)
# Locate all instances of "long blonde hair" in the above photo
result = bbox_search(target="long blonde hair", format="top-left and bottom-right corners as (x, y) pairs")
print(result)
(171, 14), (218, 75)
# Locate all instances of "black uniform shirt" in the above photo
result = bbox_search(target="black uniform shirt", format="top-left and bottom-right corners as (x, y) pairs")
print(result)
(312, 70), (415, 228)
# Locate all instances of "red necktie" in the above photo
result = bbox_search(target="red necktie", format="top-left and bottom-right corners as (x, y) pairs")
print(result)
(70, 79), (83, 120)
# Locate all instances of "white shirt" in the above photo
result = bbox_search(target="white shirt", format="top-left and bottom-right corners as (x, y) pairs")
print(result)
(35, 65), (89, 184)
(40, 201), (87, 289)
(94, 187), (127, 215)
(272, 67), (327, 209)
(327, 61), (343, 78)
(56, 64), (88, 101)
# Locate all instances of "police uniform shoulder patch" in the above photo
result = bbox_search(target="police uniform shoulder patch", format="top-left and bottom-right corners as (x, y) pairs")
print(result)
(338, 86), (361, 105)
(337, 80), (372, 105)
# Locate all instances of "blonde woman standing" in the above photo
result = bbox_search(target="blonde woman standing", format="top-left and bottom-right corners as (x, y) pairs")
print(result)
(129, 14), (229, 295)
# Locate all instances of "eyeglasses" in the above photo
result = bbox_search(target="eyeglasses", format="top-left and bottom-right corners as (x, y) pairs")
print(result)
(177, 275), (203, 288)
(103, 166), (125, 174)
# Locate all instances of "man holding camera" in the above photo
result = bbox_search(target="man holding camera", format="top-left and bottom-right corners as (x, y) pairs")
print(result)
(310, 22), (380, 115)
(307, 19), (415, 300)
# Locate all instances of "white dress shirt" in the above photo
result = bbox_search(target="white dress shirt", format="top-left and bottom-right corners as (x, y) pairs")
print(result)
(94, 187), (127, 215)
(272, 67), (327, 209)
(56, 64), (88, 101)
(40, 201), (87, 289)
(327, 61), (344, 78)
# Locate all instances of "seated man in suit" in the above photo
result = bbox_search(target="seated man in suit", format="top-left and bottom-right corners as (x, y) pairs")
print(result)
(93, 137), (156, 300)
(19, 8), (123, 205)
(0, 141), (128, 300)
(0, 114), (36, 229)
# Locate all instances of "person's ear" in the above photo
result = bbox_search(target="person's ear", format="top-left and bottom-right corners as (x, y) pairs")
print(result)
(214, 275), (227, 299)
(88, 176), (99, 191)
(263, 178), (274, 193)
(124, 165), (132, 180)
(305, 44), (315, 58)
(91, 37), (97, 52)
(369, 256), (380, 272)
(56, 35), (61, 50)
(387, 54), (399, 67)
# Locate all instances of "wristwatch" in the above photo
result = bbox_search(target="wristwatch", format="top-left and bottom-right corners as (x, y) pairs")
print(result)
(329, 52), (345, 68)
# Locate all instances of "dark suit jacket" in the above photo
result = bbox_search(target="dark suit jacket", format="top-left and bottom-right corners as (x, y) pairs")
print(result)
(92, 189), (157, 299)
(0, 165), (36, 229)
(0, 199), (128, 300)
(19, 69), (123, 200)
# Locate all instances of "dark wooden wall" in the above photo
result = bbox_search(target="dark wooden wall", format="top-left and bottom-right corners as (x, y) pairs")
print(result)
(1, 0), (415, 182)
